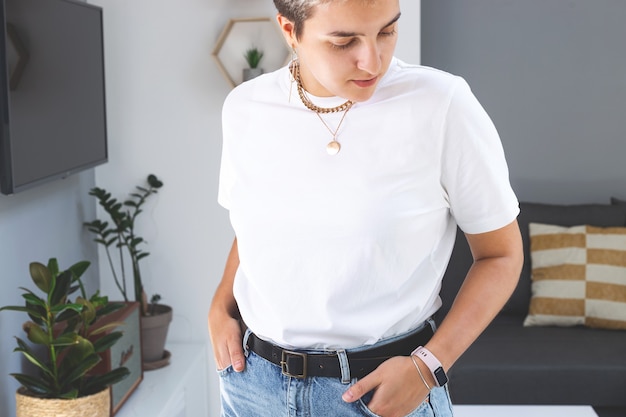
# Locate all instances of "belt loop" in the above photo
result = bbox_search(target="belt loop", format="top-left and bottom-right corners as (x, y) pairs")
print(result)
(427, 317), (437, 333)
(336, 349), (351, 384)
(242, 327), (252, 357)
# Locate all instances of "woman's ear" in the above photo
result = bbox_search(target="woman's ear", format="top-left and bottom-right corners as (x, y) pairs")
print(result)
(276, 13), (297, 49)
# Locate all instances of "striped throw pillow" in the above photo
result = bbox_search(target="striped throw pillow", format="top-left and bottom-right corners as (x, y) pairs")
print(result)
(524, 223), (626, 329)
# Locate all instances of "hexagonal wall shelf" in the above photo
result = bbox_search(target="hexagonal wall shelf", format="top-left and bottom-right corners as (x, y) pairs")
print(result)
(212, 17), (290, 88)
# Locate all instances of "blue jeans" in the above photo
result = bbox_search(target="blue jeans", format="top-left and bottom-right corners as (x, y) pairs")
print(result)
(218, 323), (454, 417)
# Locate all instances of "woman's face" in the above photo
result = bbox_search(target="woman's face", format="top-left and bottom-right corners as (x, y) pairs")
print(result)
(278, 0), (401, 102)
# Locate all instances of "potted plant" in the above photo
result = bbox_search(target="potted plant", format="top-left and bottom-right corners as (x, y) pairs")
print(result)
(243, 46), (264, 81)
(0, 258), (130, 417)
(85, 174), (172, 369)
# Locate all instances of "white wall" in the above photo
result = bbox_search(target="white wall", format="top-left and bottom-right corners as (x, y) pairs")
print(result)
(87, 1), (419, 416)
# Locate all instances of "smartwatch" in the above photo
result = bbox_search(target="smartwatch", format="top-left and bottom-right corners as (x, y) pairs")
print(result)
(411, 346), (448, 387)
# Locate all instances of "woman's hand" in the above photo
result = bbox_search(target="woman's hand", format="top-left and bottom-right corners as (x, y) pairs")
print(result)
(342, 356), (432, 417)
(208, 309), (245, 372)
(208, 237), (246, 372)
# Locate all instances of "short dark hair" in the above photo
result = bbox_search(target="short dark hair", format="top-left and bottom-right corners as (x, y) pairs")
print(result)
(273, 0), (324, 40)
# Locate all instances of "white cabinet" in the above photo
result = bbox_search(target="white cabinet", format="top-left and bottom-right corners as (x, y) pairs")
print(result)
(116, 343), (209, 417)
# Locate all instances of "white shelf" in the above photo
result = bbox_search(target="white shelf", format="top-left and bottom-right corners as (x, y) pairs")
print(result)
(454, 405), (598, 417)
(115, 342), (209, 417)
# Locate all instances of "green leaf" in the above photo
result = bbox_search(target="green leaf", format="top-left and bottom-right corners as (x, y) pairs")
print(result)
(95, 302), (124, 317)
(0, 305), (34, 314)
(50, 270), (72, 306)
(22, 293), (46, 308)
(60, 353), (101, 386)
(90, 321), (125, 336)
(51, 334), (79, 347)
(88, 291), (109, 308)
(136, 252), (150, 261)
(67, 287), (81, 300)
(68, 261), (90, 282)
(20, 290), (47, 318)
(50, 303), (83, 315)
(77, 297), (97, 324)
(14, 338), (54, 378)
(11, 373), (52, 396)
(0, 304), (45, 325)
(83, 367), (130, 394)
(147, 174), (163, 188)
(47, 258), (60, 279)
(67, 336), (94, 359)
(29, 262), (52, 293)
(23, 322), (50, 346)
(92, 331), (123, 353)
(88, 187), (101, 197)
(56, 307), (80, 322)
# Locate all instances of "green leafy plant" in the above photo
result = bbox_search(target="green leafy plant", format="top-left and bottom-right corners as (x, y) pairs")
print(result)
(0, 259), (130, 399)
(84, 174), (164, 315)
(244, 47), (264, 69)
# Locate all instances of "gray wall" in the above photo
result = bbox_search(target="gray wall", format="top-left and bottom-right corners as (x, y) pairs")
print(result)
(421, 1), (626, 204)
(0, 171), (100, 417)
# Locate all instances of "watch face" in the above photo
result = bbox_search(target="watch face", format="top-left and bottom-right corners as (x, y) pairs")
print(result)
(434, 367), (448, 386)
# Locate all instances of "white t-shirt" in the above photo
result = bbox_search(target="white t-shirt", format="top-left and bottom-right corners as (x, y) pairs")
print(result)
(218, 58), (519, 349)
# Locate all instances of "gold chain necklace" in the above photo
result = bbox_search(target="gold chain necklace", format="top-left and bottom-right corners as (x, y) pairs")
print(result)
(293, 61), (354, 155)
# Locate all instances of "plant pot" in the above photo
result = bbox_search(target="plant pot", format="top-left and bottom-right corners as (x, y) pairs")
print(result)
(16, 387), (110, 417)
(243, 67), (264, 82)
(141, 304), (172, 370)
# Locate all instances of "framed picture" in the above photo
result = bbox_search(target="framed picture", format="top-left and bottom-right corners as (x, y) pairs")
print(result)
(92, 302), (143, 416)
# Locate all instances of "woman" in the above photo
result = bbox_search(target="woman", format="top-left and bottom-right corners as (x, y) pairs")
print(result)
(209, 1), (523, 416)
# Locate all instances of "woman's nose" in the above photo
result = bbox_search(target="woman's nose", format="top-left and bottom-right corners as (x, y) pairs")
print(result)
(356, 40), (382, 75)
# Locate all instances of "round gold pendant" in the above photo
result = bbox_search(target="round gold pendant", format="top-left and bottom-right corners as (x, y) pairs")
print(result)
(326, 141), (341, 155)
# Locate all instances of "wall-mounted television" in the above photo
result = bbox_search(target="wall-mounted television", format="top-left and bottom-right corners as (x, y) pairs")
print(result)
(0, 0), (107, 195)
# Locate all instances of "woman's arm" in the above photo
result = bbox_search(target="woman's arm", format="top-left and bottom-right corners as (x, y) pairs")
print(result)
(208, 237), (247, 372)
(426, 219), (524, 371)
(343, 220), (523, 417)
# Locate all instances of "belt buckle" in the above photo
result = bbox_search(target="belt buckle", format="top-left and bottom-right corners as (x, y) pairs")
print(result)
(281, 350), (307, 379)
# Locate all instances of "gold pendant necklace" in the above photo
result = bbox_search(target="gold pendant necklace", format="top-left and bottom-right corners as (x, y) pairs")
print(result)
(315, 108), (352, 155)
(293, 61), (354, 155)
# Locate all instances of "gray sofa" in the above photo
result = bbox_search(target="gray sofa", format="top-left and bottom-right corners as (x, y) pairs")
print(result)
(437, 201), (626, 415)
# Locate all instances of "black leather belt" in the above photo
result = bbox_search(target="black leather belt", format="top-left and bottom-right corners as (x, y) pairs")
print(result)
(245, 324), (434, 379)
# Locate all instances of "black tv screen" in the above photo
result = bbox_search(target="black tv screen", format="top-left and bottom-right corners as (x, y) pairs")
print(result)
(0, 0), (107, 195)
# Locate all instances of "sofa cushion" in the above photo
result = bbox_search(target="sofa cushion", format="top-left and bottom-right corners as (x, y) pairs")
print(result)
(611, 196), (626, 208)
(524, 223), (626, 329)
(448, 316), (626, 406)
(439, 202), (626, 319)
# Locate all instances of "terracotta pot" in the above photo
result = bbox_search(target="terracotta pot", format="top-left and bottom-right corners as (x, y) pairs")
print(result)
(141, 304), (172, 368)
(16, 387), (110, 417)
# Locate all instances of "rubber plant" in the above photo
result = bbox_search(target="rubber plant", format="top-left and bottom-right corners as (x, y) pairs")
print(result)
(0, 258), (130, 398)
(84, 174), (164, 315)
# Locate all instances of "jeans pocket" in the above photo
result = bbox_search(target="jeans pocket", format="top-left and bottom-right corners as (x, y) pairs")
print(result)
(216, 364), (234, 378)
(357, 391), (433, 417)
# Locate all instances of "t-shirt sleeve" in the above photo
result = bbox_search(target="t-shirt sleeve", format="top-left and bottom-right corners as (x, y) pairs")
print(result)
(217, 98), (235, 210)
(441, 77), (519, 234)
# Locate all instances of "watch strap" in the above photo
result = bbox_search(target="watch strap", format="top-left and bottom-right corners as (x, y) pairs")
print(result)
(411, 346), (448, 387)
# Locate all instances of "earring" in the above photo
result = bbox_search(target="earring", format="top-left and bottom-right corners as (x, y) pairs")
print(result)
(288, 47), (297, 103)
